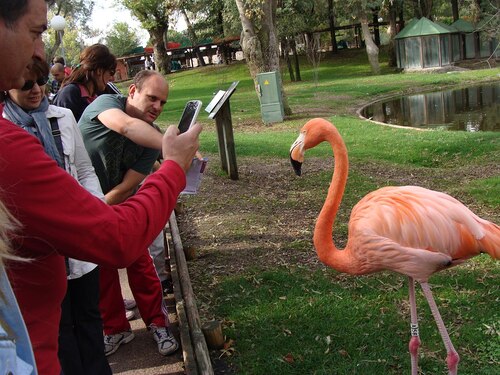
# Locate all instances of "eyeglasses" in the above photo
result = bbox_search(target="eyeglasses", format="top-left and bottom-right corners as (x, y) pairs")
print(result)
(21, 76), (49, 91)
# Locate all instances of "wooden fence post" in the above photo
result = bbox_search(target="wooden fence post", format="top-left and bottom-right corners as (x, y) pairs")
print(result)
(207, 81), (239, 180)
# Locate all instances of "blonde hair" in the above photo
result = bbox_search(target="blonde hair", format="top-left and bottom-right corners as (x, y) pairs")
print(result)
(0, 201), (21, 267)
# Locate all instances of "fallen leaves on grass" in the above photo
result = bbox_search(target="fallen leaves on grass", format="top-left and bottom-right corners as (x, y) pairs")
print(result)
(218, 338), (236, 358)
(282, 353), (295, 363)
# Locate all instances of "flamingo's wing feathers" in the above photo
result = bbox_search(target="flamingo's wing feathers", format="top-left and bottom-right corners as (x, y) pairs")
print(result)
(350, 186), (492, 260)
(346, 232), (453, 281)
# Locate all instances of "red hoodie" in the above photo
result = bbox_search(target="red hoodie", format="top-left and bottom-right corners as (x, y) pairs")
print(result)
(0, 118), (185, 375)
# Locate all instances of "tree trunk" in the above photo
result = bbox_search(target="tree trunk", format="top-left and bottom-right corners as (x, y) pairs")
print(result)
(221, 44), (230, 65)
(451, 0), (459, 21)
(372, 11), (381, 46)
(181, 8), (206, 67)
(354, 26), (361, 48)
(260, 1), (281, 74)
(216, 8), (224, 37)
(47, 30), (63, 65)
(150, 26), (170, 74)
(235, 0), (263, 79)
(399, 8), (405, 31)
(304, 32), (315, 61)
(290, 39), (301, 82)
(412, 0), (433, 19)
(473, 0), (482, 22)
(328, 0), (338, 55)
(412, 0), (421, 19)
(421, 0), (433, 19)
(387, 2), (398, 67)
(194, 47), (206, 67)
(235, 0), (291, 116)
(360, 12), (380, 74)
(281, 38), (295, 82)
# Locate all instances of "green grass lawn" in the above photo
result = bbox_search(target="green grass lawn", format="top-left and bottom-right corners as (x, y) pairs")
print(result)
(119, 48), (500, 129)
(212, 259), (499, 374)
(121, 49), (499, 374)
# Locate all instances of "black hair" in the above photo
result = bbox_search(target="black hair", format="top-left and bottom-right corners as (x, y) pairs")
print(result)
(0, 0), (29, 27)
(0, 0), (55, 28)
(53, 56), (66, 65)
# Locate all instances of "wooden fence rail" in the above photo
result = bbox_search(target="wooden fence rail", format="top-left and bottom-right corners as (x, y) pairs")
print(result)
(167, 212), (214, 375)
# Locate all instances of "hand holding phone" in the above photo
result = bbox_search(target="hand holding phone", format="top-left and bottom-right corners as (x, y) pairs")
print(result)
(178, 100), (202, 133)
(163, 123), (202, 172)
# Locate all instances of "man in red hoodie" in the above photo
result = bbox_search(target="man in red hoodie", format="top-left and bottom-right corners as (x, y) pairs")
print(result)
(0, 1), (202, 374)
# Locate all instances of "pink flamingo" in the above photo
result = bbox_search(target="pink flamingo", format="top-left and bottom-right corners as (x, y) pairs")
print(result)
(289, 118), (499, 375)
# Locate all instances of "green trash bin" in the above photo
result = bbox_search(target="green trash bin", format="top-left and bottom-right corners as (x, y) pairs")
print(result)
(256, 71), (284, 123)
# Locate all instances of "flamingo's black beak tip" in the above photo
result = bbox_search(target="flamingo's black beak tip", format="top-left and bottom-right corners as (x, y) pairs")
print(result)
(290, 157), (302, 176)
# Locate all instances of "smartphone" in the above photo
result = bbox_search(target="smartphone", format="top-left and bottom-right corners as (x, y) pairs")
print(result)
(178, 100), (202, 133)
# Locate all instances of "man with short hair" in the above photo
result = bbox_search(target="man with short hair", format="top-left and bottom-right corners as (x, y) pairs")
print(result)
(0, 1), (201, 373)
(53, 55), (72, 76)
(0, 0), (48, 90)
(49, 62), (64, 94)
(79, 69), (179, 357)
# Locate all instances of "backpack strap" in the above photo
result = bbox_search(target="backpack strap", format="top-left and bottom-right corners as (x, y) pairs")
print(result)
(48, 117), (70, 275)
(49, 117), (65, 165)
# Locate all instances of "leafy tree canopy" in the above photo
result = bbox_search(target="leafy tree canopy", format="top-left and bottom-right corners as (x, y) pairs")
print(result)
(105, 22), (142, 57)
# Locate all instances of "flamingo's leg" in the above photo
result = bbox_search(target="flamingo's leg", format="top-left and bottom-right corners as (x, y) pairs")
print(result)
(420, 282), (460, 375)
(408, 277), (420, 375)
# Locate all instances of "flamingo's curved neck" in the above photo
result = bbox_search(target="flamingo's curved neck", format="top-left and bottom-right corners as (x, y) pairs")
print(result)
(313, 126), (353, 272)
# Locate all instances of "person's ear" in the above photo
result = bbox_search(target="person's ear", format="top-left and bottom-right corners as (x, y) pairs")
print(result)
(129, 84), (136, 98)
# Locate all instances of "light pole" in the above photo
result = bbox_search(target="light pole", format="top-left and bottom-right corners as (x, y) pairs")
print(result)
(51, 15), (66, 63)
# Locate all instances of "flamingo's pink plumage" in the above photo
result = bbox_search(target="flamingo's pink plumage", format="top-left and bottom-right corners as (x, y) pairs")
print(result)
(290, 118), (499, 375)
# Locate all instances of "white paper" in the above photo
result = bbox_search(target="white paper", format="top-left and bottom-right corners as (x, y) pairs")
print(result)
(181, 158), (208, 195)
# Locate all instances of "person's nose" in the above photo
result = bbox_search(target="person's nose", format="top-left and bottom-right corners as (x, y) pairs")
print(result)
(33, 38), (45, 61)
(33, 83), (43, 93)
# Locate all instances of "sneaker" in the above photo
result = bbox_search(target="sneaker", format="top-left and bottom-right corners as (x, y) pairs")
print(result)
(126, 309), (135, 321)
(104, 330), (135, 356)
(151, 326), (179, 355)
(123, 298), (136, 310)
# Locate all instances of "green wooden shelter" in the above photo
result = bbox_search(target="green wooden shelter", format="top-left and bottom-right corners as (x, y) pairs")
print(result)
(451, 19), (498, 59)
(452, 19), (478, 59)
(435, 21), (462, 61)
(395, 17), (458, 69)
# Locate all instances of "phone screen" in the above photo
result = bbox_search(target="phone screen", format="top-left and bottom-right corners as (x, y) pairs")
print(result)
(178, 100), (201, 133)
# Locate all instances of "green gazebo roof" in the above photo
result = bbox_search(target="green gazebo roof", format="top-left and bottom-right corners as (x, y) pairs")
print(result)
(434, 21), (459, 33)
(395, 17), (452, 39)
(450, 19), (475, 33)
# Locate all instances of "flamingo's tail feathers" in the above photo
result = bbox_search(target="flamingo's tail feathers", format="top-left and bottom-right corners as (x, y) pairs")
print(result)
(479, 222), (500, 259)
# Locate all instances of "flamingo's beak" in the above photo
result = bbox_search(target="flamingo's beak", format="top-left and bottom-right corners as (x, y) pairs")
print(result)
(290, 156), (302, 176)
(290, 133), (305, 176)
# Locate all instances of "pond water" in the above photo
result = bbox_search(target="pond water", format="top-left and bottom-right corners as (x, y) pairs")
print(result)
(360, 82), (500, 132)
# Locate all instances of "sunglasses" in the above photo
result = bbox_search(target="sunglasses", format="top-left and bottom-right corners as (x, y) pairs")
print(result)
(21, 76), (49, 91)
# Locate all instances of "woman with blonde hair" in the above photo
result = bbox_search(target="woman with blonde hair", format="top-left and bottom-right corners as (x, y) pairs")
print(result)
(0, 202), (37, 374)
(53, 43), (116, 121)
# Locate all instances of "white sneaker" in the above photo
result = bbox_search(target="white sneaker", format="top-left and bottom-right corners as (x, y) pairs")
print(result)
(123, 298), (136, 310)
(151, 326), (179, 355)
(104, 330), (135, 356)
(126, 309), (135, 321)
